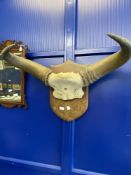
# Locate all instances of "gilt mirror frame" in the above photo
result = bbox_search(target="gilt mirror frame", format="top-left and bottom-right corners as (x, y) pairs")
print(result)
(0, 40), (27, 108)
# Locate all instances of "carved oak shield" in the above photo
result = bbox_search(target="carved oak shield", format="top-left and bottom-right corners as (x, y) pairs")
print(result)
(50, 87), (88, 121)
(49, 61), (88, 121)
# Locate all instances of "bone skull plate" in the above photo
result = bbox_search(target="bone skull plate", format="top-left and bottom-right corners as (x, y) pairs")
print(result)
(48, 72), (84, 100)
(0, 33), (131, 121)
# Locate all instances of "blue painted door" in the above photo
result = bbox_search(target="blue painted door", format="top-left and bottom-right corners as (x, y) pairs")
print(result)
(0, 1), (131, 175)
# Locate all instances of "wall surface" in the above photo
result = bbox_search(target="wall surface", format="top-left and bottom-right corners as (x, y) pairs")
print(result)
(0, 0), (131, 175)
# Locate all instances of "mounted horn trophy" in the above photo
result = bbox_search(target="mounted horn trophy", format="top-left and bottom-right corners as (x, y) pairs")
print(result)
(0, 33), (131, 121)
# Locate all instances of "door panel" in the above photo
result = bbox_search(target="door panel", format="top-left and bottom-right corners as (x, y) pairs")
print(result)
(0, 58), (64, 169)
(74, 55), (131, 175)
(77, 0), (131, 49)
(0, 58), (64, 166)
(0, 0), (65, 52)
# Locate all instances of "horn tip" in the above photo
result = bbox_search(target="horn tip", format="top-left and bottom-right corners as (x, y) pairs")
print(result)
(107, 33), (115, 38)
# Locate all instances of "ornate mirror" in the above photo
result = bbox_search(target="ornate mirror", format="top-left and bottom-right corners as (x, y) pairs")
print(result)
(0, 40), (27, 108)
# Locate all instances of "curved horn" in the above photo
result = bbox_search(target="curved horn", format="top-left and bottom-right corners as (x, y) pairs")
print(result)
(81, 34), (131, 86)
(0, 44), (52, 85)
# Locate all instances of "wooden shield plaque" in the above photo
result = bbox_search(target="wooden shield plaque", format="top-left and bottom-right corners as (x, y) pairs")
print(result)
(50, 87), (88, 121)
(49, 60), (89, 121)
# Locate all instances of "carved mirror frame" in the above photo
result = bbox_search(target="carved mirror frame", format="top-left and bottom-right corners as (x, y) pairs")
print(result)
(0, 40), (27, 108)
